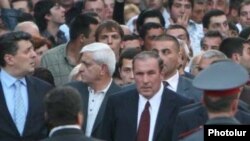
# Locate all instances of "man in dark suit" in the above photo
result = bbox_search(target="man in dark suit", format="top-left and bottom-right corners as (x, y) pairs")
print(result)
(151, 34), (202, 102)
(0, 31), (53, 140)
(178, 60), (249, 141)
(41, 86), (102, 141)
(100, 51), (193, 141)
(66, 42), (121, 138)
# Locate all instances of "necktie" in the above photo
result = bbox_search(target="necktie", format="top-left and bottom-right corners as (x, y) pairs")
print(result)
(13, 80), (26, 135)
(137, 101), (150, 141)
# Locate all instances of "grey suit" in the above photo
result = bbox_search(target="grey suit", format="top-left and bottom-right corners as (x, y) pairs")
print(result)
(177, 76), (202, 102)
(66, 81), (121, 138)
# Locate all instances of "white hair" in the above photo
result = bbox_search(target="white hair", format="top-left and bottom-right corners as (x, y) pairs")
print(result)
(80, 42), (116, 76)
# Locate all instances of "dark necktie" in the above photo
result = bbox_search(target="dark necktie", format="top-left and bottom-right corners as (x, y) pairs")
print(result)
(137, 101), (150, 141)
(163, 81), (169, 88)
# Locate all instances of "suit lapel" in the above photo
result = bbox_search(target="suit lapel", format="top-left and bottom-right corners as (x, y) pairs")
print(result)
(153, 88), (177, 140)
(0, 81), (19, 136)
(177, 76), (188, 96)
(80, 83), (90, 133)
(23, 76), (38, 136)
(92, 81), (120, 133)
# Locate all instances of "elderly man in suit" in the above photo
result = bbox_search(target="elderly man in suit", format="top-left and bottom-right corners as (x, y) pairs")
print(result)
(66, 42), (121, 138)
(151, 34), (202, 102)
(41, 86), (102, 141)
(100, 51), (193, 141)
(0, 31), (53, 140)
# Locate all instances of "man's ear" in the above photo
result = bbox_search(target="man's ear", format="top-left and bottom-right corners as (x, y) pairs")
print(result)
(4, 54), (15, 66)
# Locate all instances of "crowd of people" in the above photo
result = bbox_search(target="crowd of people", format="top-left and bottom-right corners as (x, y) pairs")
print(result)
(0, 0), (250, 141)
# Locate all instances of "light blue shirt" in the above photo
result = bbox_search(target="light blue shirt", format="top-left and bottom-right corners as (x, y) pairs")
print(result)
(0, 69), (28, 122)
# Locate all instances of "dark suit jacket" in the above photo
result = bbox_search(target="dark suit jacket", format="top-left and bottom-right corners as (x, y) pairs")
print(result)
(240, 85), (250, 106)
(172, 101), (250, 141)
(0, 76), (53, 141)
(41, 128), (102, 141)
(66, 81), (121, 138)
(100, 87), (193, 141)
(177, 76), (203, 102)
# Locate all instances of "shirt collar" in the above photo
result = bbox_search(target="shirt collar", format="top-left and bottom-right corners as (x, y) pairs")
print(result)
(88, 79), (113, 94)
(0, 69), (26, 87)
(49, 124), (81, 137)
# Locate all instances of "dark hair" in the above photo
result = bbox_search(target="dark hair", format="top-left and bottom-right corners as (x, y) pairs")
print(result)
(118, 48), (141, 69)
(139, 22), (163, 39)
(69, 13), (98, 41)
(33, 0), (55, 32)
(136, 9), (165, 33)
(219, 37), (245, 58)
(33, 67), (55, 86)
(17, 12), (34, 23)
(200, 30), (223, 48)
(95, 20), (124, 41)
(239, 27), (250, 40)
(202, 10), (226, 29)
(123, 34), (140, 41)
(44, 86), (83, 127)
(0, 31), (32, 67)
(166, 24), (190, 41)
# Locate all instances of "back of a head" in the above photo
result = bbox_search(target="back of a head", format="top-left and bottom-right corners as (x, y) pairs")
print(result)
(219, 37), (245, 58)
(44, 86), (83, 127)
(14, 21), (40, 37)
(69, 13), (99, 41)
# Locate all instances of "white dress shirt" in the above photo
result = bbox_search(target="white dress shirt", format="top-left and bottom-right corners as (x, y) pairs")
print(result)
(85, 79), (112, 136)
(166, 71), (179, 92)
(137, 82), (164, 141)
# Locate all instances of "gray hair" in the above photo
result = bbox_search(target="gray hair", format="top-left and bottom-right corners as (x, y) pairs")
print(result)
(80, 42), (116, 76)
(202, 49), (227, 60)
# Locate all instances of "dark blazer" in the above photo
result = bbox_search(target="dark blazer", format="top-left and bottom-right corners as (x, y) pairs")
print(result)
(0, 76), (53, 141)
(41, 128), (103, 141)
(240, 85), (250, 106)
(172, 101), (250, 141)
(66, 81), (121, 138)
(177, 76), (203, 102)
(100, 86), (193, 141)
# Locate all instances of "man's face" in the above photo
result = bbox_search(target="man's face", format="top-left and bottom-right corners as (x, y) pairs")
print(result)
(239, 4), (250, 29)
(84, 0), (106, 19)
(143, 28), (164, 51)
(206, 0), (229, 14)
(119, 58), (134, 85)
(166, 28), (190, 46)
(202, 37), (222, 51)
(8, 40), (37, 76)
(170, 0), (192, 22)
(133, 57), (162, 99)
(104, 0), (114, 19)
(197, 57), (216, 72)
(208, 15), (229, 37)
(145, 0), (163, 9)
(98, 28), (122, 60)
(12, 1), (31, 13)
(151, 40), (180, 78)
(79, 52), (102, 84)
(240, 43), (250, 73)
(47, 4), (66, 25)
(191, 2), (206, 23)
(123, 39), (141, 50)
